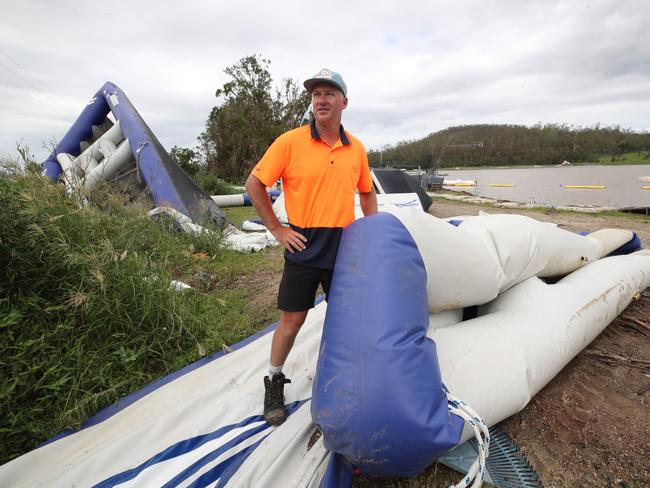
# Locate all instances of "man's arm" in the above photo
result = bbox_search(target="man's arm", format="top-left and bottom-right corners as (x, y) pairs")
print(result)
(359, 188), (378, 216)
(245, 174), (306, 253)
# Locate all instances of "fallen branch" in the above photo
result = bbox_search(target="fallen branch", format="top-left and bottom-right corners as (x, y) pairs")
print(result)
(617, 317), (650, 338)
(583, 347), (650, 372)
(624, 316), (650, 331)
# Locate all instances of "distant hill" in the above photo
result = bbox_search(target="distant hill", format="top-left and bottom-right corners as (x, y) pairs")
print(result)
(368, 124), (650, 169)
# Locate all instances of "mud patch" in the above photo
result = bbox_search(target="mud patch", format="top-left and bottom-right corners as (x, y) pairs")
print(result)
(233, 267), (282, 328)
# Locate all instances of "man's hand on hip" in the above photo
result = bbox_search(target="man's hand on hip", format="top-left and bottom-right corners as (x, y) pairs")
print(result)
(271, 226), (307, 253)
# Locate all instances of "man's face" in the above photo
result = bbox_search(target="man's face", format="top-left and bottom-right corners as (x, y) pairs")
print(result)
(311, 83), (348, 126)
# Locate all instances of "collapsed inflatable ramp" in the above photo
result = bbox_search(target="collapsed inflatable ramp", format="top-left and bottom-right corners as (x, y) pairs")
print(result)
(42, 81), (226, 228)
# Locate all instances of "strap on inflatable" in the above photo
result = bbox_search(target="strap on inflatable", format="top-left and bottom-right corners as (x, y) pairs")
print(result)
(445, 388), (490, 488)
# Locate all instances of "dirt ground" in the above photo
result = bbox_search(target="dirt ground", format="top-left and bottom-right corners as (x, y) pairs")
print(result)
(253, 198), (650, 487)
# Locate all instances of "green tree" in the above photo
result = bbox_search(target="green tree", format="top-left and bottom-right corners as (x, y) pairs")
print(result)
(199, 55), (310, 183)
(169, 146), (201, 177)
(367, 124), (650, 168)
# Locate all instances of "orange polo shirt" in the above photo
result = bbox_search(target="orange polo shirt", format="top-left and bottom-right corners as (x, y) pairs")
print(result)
(252, 120), (372, 268)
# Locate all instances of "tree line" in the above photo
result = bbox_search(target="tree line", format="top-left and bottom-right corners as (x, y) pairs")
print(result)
(367, 124), (650, 169)
(174, 56), (650, 186)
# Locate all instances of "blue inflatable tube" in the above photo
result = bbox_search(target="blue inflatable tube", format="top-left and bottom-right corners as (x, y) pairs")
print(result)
(608, 232), (642, 255)
(43, 82), (227, 228)
(43, 89), (110, 180)
(578, 231), (642, 256)
(311, 213), (464, 478)
(243, 189), (281, 206)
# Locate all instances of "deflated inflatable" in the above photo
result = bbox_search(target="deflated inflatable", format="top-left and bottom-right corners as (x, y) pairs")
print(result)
(310, 208), (646, 481)
(312, 213), (464, 477)
(1, 209), (648, 487)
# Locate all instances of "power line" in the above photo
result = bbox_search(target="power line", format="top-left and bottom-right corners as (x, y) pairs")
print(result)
(0, 48), (61, 98)
(0, 70), (32, 98)
(0, 58), (43, 96)
(0, 50), (75, 121)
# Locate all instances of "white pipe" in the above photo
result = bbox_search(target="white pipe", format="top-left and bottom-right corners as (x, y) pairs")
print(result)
(211, 194), (246, 207)
(86, 139), (118, 173)
(76, 121), (124, 173)
(96, 120), (124, 145)
(84, 140), (134, 190)
(56, 153), (78, 182)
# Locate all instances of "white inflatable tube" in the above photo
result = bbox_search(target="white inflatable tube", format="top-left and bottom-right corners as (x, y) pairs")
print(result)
(87, 138), (118, 173)
(211, 194), (247, 207)
(147, 207), (276, 253)
(77, 121), (125, 173)
(91, 117), (115, 140)
(430, 251), (650, 442)
(390, 210), (635, 312)
(55, 153), (79, 186)
(84, 140), (134, 190)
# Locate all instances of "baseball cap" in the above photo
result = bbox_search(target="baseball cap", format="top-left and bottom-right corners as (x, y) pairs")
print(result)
(303, 68), (347, 96)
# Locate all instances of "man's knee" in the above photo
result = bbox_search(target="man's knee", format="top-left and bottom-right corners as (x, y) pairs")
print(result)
(280, 310), (308, 333)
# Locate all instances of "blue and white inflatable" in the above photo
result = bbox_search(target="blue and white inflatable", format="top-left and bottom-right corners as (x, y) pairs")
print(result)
(42, 82), (282, 252)
(312, 213), (464, 477)
(43, 81), (226, 228)
(1, 207), (649, 487)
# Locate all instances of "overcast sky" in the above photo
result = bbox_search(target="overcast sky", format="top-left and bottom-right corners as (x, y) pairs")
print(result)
(1, 0), (649, 162)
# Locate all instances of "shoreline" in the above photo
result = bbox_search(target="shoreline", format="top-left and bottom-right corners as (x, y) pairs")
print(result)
(438, 161), (650, 171)
(430, 190), (620, 214)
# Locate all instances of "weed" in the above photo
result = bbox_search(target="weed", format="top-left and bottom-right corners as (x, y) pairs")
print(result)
(0, 172), (278, 463)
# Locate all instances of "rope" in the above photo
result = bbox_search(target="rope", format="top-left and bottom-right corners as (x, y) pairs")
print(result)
(135, 141), (148, 184)
(445, 389), (490, 488)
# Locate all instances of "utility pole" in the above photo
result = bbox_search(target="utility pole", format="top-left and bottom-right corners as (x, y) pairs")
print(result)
(379, 144), (389, 167)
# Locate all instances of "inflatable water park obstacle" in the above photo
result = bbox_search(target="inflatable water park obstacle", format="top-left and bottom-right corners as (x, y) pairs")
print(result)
(43, 81), (278, 252)
(43, 81), (227, 228)
(1, 197), (648, 486)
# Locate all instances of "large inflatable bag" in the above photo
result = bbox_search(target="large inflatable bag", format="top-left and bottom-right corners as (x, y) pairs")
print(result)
(311, 213), (464, 477)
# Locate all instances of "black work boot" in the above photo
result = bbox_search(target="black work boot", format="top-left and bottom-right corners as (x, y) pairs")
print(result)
(263, 373), (291, 426)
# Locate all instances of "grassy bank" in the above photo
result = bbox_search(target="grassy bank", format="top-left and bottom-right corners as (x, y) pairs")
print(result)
(596, 151), (650, 165)
(0, 172), (279, 464)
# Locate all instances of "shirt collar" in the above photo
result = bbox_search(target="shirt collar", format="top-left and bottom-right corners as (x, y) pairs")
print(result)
(310, 118), (351, 146)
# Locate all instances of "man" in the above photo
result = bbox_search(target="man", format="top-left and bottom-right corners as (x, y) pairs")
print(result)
(245, 68), (378, 426)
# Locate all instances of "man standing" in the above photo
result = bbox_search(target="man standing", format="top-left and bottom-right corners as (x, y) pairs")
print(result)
(245, 68), (378, 426)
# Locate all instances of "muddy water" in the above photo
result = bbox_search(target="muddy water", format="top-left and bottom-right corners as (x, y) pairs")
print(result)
(442, 164), (650, 209)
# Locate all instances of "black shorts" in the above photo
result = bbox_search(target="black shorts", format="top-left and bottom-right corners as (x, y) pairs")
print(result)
(277, 258), (333, 312)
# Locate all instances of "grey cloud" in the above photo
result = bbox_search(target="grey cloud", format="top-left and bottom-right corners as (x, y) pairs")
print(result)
(1, 0), (649, 160)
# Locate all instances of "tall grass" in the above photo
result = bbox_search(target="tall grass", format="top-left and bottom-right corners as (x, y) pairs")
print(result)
(0, 172), (276, 464)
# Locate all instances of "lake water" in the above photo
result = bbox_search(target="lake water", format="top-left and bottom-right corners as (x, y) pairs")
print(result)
(442, 164), (650, 209)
